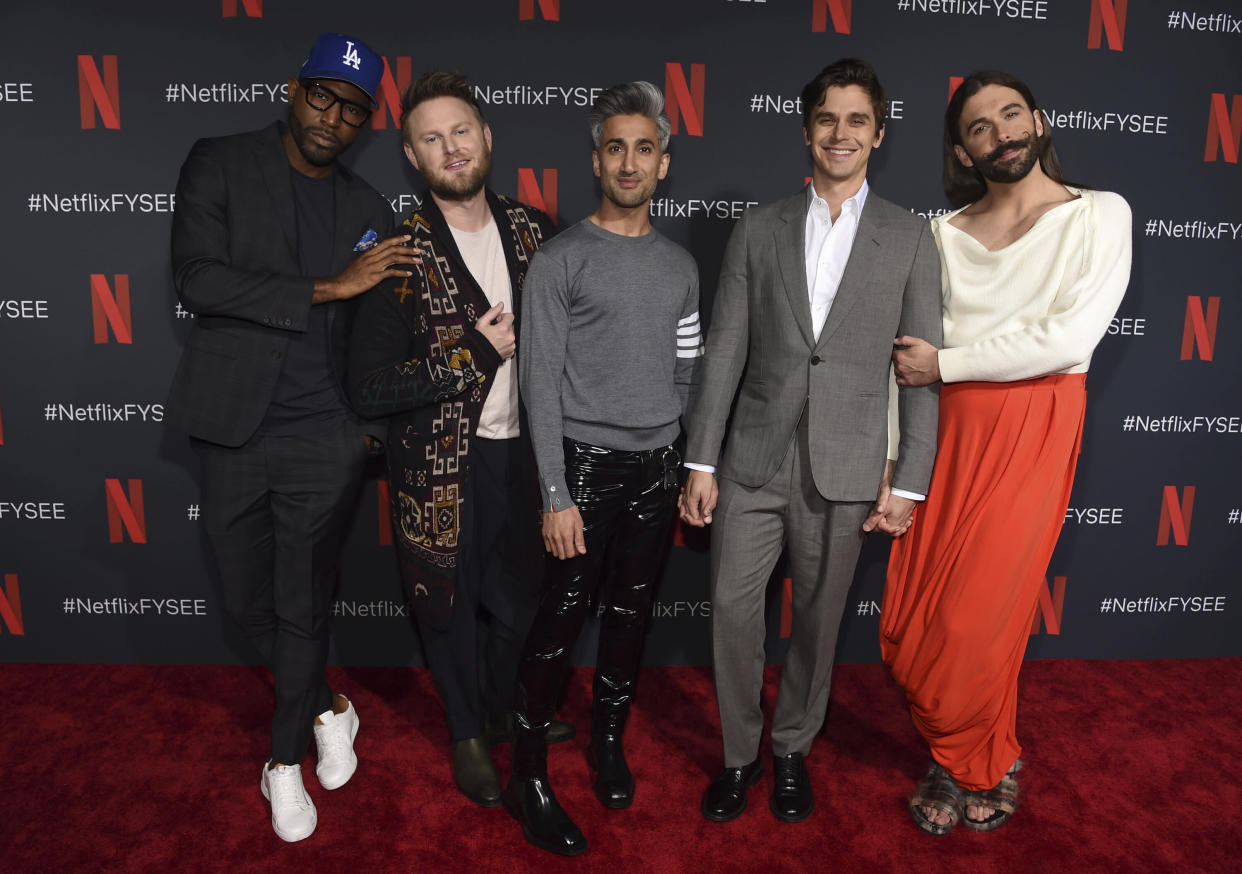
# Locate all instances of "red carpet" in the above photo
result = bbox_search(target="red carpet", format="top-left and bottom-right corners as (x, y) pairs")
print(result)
(2, 659), (1239, 872)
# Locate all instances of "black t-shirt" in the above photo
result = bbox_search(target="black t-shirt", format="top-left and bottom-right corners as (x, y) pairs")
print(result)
(260, 168), (353, 434)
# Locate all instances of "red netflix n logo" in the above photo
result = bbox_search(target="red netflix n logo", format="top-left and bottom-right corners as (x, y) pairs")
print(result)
(665, 63), (705, 137)
(1156, 486), (1194, 546)
(0, 574), (22, 636)
(1087, 0), (1127, 51)
(222, 0), (262, 16)
(371, 56), (413, 131)
(517, 169), (558, 224)
(1180, 296), (1220, 361)
(90, 274), (132, 344)
(1204, 94), (1241, 163)
(948, 77), (965, 104)
(78, 55), (120, 130)
(520, 0), (560, 20)
(105, 478), (147, 544)
(811, 0), (852, 34)
(1029, 575), (1066, 635)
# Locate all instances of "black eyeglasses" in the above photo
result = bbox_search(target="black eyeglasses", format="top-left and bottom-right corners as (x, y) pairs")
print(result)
(301, 80), (372, 128)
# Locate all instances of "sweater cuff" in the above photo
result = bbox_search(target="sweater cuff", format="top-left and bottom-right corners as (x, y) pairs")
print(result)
(540, 472), (574, 513)
(937, 346), (968, 384)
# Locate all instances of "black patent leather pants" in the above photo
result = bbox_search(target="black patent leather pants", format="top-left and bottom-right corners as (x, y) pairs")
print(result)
(512, 438), (679, 778)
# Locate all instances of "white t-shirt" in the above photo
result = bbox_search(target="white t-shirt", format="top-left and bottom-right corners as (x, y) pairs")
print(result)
(450, 218), (518, 439)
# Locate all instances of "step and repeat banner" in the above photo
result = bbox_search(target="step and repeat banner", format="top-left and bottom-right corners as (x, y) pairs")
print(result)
(1, 1), (1238, 667)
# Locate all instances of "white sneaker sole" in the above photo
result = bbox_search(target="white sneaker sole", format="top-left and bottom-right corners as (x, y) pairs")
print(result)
(316, 711), (360, 791)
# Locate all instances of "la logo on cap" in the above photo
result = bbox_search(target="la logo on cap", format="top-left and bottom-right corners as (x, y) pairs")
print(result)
(342, 41), (362, 71)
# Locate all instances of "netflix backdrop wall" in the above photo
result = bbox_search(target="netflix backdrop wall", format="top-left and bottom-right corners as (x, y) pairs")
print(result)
(1, 0), (1238, 668)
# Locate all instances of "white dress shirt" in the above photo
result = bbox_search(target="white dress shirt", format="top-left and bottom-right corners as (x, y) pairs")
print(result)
(804, 180), (867, 341)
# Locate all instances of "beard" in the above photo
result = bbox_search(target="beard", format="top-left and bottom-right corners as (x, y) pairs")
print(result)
(600, 174), (658, 210)
(424, 147), (492, 201)
(288, 110), (344, 167)
(970, 133), (1039, 184)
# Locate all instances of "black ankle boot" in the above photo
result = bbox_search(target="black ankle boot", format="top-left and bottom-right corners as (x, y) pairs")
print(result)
(504, 715), (587, 856)
(588, 717), (634, 809)
(501, 775), (587, 856)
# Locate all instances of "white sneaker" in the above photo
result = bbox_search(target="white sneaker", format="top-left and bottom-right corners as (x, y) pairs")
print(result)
(260, 762), (317, 842)
(313, 696), (360, 790)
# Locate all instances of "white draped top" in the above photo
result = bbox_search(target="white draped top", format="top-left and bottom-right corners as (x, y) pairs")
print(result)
(932, 188), (1132, 384)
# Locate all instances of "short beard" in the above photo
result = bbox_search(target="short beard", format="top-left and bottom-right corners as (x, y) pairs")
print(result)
(602, 182), (655, 210)
(288, 109), (341, 168)
(600, 173), (658, 211)
(425, 148), (492, 201)
(970, 133), (1039, 184)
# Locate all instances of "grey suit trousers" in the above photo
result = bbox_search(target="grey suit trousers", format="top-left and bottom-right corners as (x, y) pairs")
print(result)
(711, 410), (870, 766)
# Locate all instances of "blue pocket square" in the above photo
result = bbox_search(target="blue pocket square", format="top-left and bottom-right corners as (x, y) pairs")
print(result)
(353, 228), (379, 252)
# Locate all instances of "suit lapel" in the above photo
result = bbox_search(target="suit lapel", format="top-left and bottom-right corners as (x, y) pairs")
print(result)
(255, 123), (299, 264)
(814, 195), (885, 350)
(331, 166), (368, 276)
(774, 193), (814, 348)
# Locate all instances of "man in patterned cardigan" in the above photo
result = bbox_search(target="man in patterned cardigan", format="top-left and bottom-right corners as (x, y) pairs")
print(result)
(348, 71), (569, 808)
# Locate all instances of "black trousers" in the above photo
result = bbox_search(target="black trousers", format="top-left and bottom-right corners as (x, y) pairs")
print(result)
(411, 436), (539, 741)
(194, 418), (368, 764)
(513, 439), (678, 776)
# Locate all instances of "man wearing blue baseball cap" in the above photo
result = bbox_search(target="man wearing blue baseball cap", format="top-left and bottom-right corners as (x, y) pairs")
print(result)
(167, 32), (414, 843)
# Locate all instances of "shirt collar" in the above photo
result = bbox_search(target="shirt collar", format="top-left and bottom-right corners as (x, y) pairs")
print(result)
(807, 178), (870, 221)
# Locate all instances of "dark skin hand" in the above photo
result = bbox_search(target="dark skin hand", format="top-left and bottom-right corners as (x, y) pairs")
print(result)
(312, 235), (421, 303)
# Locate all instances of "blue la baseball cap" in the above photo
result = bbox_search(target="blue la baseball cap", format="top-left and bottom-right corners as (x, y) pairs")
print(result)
(298, 33), (384, 107)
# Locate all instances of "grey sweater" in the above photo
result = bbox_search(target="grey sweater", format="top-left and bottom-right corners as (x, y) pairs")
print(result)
(519, 218), (703, 512)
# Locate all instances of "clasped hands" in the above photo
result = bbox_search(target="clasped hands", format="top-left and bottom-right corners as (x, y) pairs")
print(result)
(861, 460), (915, 537)
(676, 465), (914, 538)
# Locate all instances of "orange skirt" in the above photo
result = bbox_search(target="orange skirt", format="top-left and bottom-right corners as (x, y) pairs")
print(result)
(880, 374), (1086, 791)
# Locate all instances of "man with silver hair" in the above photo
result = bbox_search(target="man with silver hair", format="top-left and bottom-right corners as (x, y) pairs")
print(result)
(502, 80), (703, 856)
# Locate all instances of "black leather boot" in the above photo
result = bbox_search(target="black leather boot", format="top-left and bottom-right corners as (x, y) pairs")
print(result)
(451, 737), (501, 807)
(503, 715), (587, 856)
(484, 710), (577, 746)
(587, 676), (635, 809)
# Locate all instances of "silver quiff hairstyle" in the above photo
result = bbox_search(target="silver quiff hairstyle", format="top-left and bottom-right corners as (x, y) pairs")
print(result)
(588, 81), (671, 151)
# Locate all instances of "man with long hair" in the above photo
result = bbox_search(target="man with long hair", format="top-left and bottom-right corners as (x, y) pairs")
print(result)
(881, 70), (1131, 834)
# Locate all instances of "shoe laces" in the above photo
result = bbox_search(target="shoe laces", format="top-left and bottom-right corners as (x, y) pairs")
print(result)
(269, 765), (311, 811)
(315, 711), (350, 759)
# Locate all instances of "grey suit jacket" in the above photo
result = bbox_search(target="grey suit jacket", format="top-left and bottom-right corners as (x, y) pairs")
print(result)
(165, 122), (394, 447)
(686, 188), (942, 501)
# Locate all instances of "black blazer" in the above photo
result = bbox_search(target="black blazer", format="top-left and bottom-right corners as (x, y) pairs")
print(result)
(166, 122), (394, 447)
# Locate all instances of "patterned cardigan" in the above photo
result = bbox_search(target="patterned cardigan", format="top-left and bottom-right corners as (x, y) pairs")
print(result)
(348, 190), (553, 627)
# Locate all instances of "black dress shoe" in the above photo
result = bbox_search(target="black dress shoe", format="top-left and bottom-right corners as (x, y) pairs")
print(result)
(502, 776), (588, 856)
(587, 732), (635, 809)
(701, 758), (763, 822)
(452, 737), (501, 807)
(485, 713), (576, 746)
(770, 752), (814, 822)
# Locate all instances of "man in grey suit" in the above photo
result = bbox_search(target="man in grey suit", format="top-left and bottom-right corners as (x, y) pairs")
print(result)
(679, 58), (942, 824)
(166, 33), (411, 842)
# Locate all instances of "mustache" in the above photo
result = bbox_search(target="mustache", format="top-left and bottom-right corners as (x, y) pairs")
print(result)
(984, 133), (1033, 163)
(304, 126), (340, 147)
